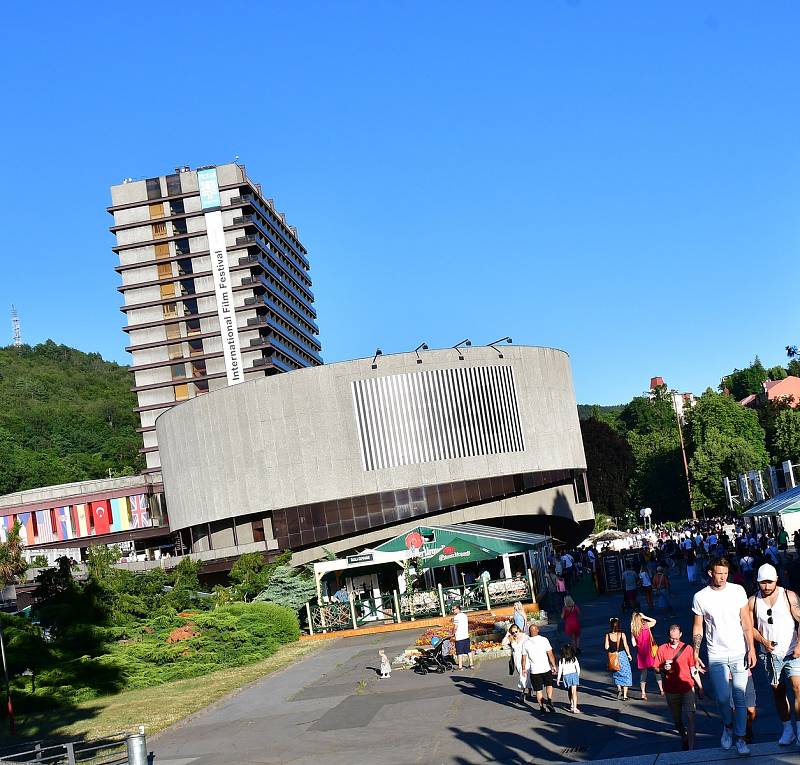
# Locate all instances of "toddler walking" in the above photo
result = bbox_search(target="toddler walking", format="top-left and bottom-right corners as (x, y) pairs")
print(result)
(379, 649), (392, 679)
(557, 644), (581, 713)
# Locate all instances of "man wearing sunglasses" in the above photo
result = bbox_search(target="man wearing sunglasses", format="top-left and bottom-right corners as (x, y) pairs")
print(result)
(748, 563), (800, 747)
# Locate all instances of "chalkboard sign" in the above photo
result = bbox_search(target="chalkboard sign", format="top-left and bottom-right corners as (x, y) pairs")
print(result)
(622, 550), (641, 572)
(602, 553), (623, 592)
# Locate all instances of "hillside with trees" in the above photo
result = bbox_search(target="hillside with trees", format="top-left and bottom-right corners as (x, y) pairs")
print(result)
(581, 353), (800, 526)
(0, 341), (143, 494)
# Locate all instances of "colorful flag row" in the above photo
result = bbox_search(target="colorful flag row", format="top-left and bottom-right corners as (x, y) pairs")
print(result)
(0, 494), (151, 545)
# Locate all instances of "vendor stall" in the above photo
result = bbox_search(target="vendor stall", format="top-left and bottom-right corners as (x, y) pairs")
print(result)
(742, 485), (800, 538)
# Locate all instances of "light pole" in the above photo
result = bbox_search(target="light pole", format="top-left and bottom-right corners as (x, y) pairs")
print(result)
(670, 389), (696, 520)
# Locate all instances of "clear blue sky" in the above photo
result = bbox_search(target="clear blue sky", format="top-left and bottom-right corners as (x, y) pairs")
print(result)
(2, 2), (798, 404)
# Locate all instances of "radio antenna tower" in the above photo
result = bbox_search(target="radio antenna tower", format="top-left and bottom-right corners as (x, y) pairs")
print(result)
(11, 305), (22, 347)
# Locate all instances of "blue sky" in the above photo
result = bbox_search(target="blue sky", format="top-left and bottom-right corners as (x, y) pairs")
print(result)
(1, 2), (798, 404)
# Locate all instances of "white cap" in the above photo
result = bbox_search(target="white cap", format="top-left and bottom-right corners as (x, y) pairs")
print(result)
(756, 563), (778, 582)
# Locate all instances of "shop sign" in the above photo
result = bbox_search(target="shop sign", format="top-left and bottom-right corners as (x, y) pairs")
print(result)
(347, 553), (374, 565)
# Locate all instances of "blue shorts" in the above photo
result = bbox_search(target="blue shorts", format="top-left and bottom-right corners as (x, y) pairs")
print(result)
(759, 652), (800, 686)
(455, 638), (471, 656)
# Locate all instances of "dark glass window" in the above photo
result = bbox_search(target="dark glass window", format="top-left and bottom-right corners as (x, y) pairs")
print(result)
(175, 238), (191, 257)
(165, 173), (182, 196)
(170, 363), (185, 379)
(170, 198), (185, 216)
(177, 258), (193, 276)
(251, 519), (265, 542)
(182, 298), (198, 315)
(186, 318), (201, 334)
(146, 177), (162, 200)
(195, 379), (209, 393)
(173, 219), (188, 236)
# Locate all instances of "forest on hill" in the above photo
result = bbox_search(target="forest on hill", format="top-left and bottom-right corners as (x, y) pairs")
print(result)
(0, 341), (143, 495)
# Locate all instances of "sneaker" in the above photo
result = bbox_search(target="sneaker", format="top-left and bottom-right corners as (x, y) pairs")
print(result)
(778, 723), (796, 746)
(721, 728), (733, 750)
(735, 739), (750, 757)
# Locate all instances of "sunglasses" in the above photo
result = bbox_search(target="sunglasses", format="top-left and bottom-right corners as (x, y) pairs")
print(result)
(766, 608), (773, 625)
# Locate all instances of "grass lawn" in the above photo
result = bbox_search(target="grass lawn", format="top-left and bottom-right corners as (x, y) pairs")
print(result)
(16, 640), (326, 743)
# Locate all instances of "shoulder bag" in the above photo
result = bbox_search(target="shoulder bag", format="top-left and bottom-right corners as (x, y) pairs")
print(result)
(607, 634), (621, 672)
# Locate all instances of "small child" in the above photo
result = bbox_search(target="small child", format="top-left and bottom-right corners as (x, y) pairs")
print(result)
(557, 644), (581, 713)
(379, 649), (392, 679)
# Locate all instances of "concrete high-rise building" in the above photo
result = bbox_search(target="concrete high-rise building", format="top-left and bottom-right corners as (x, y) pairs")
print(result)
(109, 163), (322, 473)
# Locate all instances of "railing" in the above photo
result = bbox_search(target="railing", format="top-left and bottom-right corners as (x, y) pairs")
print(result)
(399, 588), (441, 619)
(355, 594), (395, 626)
(0, 730), (145, 765)
(307, 573), (537, 633)
(441, 582), (485, 612)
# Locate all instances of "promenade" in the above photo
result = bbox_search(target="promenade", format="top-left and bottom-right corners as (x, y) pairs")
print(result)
(153, 570), (790, 765)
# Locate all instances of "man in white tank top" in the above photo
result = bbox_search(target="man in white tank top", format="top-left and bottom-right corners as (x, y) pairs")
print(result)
(748, 563), (800, 747)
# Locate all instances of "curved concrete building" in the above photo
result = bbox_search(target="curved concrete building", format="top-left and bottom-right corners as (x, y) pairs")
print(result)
(156, 345), (594, 561)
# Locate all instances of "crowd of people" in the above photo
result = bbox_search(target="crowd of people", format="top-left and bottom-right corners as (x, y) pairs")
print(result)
(488, 521), (800, 756)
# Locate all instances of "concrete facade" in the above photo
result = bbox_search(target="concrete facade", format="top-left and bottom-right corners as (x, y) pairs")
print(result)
(109, 163), (322, 474)
(157, 346), (594, 557)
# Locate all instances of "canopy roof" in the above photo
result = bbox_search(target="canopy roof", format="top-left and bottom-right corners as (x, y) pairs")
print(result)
(375, 522), (549, 555)
(742, 485), (800, 517)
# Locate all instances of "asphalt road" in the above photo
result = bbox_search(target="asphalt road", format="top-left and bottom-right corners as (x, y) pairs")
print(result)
(152, 572), (793, 765)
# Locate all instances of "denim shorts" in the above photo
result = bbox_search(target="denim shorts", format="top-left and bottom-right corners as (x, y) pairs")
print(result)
(760, 652), (800, 686)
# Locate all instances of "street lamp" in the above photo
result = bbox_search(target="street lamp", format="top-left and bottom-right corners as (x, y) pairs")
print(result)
(370, 348), (382, 370)
(452, 339), (471, 361)
(413, 343), (429, 364)
(487, 337), (512, 358)
(670, 388), (696, 521)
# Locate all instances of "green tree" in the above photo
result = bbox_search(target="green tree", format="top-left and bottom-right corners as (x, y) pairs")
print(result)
(685, 389), (769, 513)
(773, 408), (800, 463)
(767, 365), (788, 381)
(254, 566), (316, 611)
(627, 429), (688, 521)
(229, 552), (273, 601)
(580, 417), (635, 524)
(0, 521), (27, 586)
(721, 357), (767, 400)
(618, 392), (675, 436)
(788, 359), (800, 377)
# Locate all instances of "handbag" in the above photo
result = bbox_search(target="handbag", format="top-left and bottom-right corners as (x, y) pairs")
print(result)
(607, 651), (620, 672)
(508, 655), (515, 676)
(651, 642), (659, 659)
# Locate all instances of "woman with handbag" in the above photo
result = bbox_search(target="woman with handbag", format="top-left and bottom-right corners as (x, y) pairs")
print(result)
(502, 624), (531, 703)
(605, 617), (633, 700)
(630, 612), (664, 700)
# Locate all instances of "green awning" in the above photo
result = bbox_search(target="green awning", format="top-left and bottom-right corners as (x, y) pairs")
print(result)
(374, 522), (549, 558)
(419, 537), (498, 569)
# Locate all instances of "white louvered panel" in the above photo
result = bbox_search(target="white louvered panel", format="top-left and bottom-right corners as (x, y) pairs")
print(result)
(352, 366), (525, 471)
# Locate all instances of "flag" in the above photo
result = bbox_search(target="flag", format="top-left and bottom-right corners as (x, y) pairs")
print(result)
(73, 504), (89, 537)
(130, 494), (150, 529)
(56, 507), (73, 541)
(89, 500), (112, 536)
(110, 497), (130, 532)
(16, 512), (32, 545)
(35, 510), (56, 543)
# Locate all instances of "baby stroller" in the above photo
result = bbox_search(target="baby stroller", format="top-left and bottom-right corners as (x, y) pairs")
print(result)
(413, 636), (456, 674)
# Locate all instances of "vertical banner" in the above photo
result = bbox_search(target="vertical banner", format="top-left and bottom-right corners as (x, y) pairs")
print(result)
(110, 497), (131, 532)
(56, 507), (73, 541)
(197, 168), (244, 386)
(89, 500), (112, 536)
(35, 509), (56, 543)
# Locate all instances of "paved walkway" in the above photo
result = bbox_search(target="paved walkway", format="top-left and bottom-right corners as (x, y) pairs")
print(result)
(153, 571), (794, 765)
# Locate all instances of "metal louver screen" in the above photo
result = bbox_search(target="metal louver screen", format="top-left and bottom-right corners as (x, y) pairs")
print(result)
(351, 366), (525, 471)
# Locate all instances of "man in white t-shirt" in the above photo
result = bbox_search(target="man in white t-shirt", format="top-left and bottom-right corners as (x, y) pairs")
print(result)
(561, 552), (575, 587)
(522, 625), (557, 713)
(452, 604), (473, 670)
(692, 556), (756, 757)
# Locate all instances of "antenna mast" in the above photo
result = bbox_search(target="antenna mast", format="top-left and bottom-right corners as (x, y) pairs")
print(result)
(11, 305), (22, 347)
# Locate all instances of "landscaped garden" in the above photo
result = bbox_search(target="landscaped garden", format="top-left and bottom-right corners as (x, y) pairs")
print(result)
(0, 545), (315, 738)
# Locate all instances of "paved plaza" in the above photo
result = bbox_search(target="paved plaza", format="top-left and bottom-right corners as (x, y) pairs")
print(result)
(153, 574), (791, 765)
